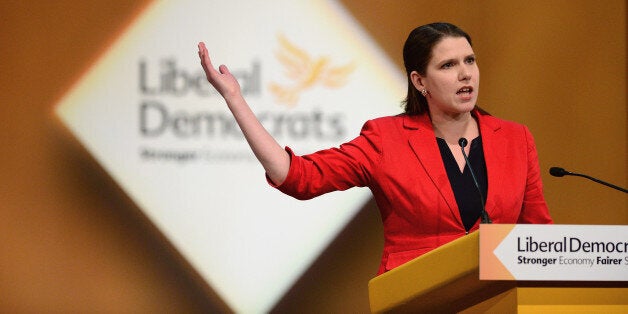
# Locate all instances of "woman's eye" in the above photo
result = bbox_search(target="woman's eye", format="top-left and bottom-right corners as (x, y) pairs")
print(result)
(441, 62), (453, 69)
(465, 57), (475, 64)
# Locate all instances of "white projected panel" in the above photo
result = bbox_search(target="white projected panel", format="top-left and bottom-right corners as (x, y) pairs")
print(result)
(56, 1), (404, 312)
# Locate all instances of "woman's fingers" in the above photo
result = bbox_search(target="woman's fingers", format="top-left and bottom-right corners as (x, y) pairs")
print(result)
(198, 42), (232, 78)
(197, 42), (241, 98)
(198, 42), (214, 77)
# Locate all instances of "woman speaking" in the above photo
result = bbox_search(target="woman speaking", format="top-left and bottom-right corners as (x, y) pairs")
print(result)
(197, 22), (553, 274)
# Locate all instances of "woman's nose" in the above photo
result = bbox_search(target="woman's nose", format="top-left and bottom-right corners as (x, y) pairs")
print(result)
(459, 67), (471, 81)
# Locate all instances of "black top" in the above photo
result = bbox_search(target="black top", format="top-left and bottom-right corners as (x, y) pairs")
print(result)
(436, 137), (488, 231)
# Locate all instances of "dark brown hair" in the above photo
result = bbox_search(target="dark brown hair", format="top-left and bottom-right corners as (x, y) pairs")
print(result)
(402, 22), (472, 115)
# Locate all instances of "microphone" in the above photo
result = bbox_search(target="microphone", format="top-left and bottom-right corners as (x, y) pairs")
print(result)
(549, 167), (627, 193)
(458, 138), (492, 223)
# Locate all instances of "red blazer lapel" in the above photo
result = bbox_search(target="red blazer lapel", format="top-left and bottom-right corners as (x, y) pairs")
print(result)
(476, 112), (505, 219)
(404, 114), (461, 226)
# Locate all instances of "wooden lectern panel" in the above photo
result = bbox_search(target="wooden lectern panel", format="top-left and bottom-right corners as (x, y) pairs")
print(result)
(368, 232), (513, 312)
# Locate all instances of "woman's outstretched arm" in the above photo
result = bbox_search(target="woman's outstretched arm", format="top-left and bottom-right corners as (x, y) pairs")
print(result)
(198, 42), (290, 185)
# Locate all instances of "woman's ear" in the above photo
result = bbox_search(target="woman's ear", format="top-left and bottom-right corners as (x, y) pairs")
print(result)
(410, 71), (424, 91)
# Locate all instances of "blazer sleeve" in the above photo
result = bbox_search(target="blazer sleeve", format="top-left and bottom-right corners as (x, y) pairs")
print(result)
(268, 119), (382, 200)
(517, 126), (553, 224)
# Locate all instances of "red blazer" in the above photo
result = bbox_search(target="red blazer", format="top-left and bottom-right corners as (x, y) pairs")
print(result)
(273, 109), (553, 274)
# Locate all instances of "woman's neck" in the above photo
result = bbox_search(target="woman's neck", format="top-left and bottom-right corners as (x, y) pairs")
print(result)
(431, 111), (479, 144)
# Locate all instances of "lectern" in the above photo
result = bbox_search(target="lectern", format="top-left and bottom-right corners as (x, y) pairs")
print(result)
(368, 230), (628, 313)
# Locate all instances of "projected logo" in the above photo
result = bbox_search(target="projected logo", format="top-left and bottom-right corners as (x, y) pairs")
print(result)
(55, 1), (403, 312)
(270, 34), (355, 106)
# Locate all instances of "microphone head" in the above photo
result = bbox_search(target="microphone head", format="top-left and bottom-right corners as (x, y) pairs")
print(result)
(458, 137), (468, 148)
(549, 167), (567, 177)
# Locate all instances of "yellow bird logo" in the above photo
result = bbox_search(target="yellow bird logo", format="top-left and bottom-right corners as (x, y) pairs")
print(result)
(269, 34), (355, 106)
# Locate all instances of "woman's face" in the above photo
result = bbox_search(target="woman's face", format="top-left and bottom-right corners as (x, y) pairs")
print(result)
(412, 36), (479, 117)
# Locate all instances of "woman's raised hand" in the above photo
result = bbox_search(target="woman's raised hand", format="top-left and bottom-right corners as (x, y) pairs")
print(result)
(198, 42), (241, 100)
(196, 41), (290, 184)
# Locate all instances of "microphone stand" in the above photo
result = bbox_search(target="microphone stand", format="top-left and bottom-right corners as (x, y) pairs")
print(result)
(459, 138), (492, 223)
(549, 167), (628, 193)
